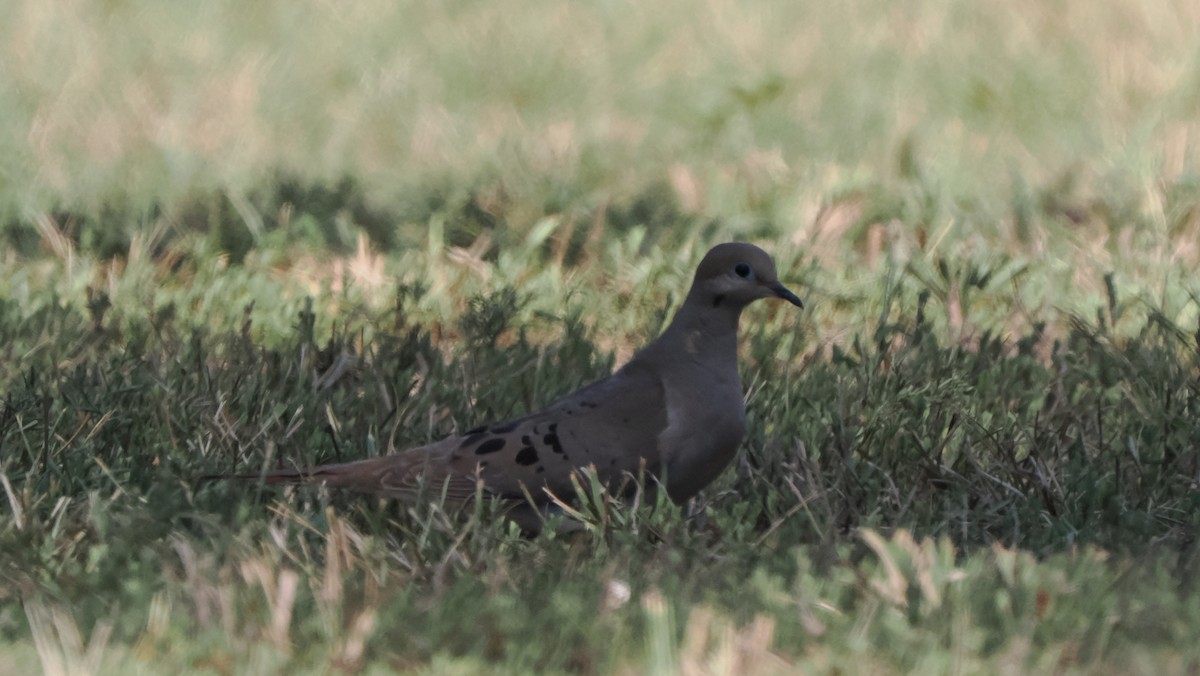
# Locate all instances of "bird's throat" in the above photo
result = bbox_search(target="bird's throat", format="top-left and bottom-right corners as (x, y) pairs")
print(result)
(654, 298), (742, 364)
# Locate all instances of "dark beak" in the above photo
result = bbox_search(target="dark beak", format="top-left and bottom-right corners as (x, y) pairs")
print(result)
(769, 282), (804, 309)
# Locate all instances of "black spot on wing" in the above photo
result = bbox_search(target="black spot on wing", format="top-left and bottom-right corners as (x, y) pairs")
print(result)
(515, 447), (539, 466)
(580, 401), (598, 409)
(490, 420), (521, 434)
(474, 438), (507, 455)
(544, 433), (565, 455)
(459, 432), (488, 449)
(536, 466), (545, 474)
(465, 425), (487, 435)
(713, 294), (725, 307)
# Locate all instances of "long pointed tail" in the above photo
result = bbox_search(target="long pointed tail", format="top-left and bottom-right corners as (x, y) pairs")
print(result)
(199, 466), (321, 485)
(201, 457), (401, 491)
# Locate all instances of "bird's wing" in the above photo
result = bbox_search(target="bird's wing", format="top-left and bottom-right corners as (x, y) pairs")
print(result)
(442, 360), (671, 502)
(250, 362), (671, 506)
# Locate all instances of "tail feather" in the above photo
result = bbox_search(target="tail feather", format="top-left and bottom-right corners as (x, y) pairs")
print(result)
(202, 456), (417, 494)
(199, 465), (338, 486)
(252, 462), (357, 486)
(202, 454), (555, 535)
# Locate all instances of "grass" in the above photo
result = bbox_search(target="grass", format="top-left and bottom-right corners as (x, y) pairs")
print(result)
(3, 0), (1200, 672)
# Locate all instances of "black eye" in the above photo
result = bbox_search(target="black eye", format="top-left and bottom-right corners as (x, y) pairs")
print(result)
(734, 262), (752, 278)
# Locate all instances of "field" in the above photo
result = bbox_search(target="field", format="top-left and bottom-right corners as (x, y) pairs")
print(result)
(3, 0), (1200, 672)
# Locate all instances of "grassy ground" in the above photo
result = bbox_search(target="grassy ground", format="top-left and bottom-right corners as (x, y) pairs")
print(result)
(3, 0), (1200, 673)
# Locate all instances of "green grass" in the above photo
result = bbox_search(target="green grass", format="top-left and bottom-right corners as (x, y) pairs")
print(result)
(3, 0), (1200, 673)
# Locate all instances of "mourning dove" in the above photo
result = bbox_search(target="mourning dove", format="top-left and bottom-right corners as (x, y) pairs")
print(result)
(225, 242), (802, 531)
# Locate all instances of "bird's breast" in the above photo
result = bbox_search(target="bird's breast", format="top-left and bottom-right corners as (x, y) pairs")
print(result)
(665, 360), (745, 445)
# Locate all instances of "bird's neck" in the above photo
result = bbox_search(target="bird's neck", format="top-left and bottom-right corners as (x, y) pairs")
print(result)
(636, 295), (743, 372)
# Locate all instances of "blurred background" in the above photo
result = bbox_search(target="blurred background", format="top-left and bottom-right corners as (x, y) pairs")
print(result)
(2, 0), (1199, 338)
(5, 1), (1197, 237)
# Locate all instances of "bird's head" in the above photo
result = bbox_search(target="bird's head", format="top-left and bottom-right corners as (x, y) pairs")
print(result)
(691, 242), (804, 310)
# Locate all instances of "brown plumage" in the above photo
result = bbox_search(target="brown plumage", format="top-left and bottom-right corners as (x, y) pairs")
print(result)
(219, 242), (803, 531)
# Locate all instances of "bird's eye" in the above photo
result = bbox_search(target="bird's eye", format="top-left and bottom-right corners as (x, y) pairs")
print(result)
(734, 262), (752, 278)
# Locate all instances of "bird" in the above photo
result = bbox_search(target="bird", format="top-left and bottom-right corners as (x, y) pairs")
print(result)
(219, 242), (803, 532)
